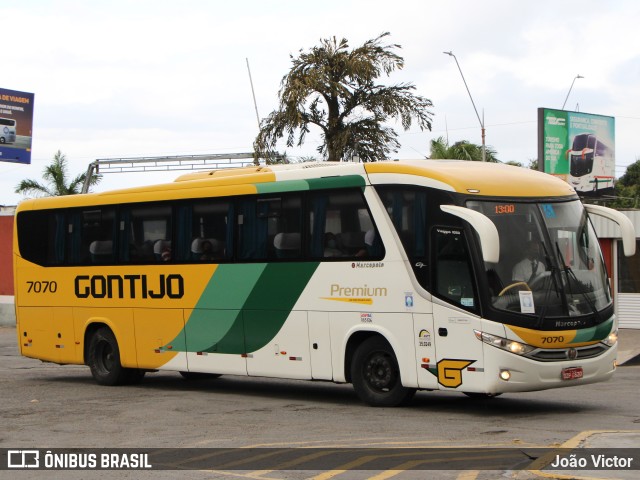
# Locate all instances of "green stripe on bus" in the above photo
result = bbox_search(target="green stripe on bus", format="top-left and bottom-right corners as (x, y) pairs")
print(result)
(306, 175), (366, 190)
(253, 175), (366, 195)
(241, 262), (319, 352)
(256, 180), (310, 194)
(571, 317), (614, 344)
(168, 262), (319, 354)
(169, 264), (265, 353)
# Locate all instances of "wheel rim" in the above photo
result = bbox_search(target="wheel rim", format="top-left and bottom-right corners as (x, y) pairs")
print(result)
(363, 351), (397, 392)
(96, 340), (115, 374)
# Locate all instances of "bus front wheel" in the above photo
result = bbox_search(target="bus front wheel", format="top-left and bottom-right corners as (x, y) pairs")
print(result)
(88, 327), (142, 386)
(350, 336), (416, 407)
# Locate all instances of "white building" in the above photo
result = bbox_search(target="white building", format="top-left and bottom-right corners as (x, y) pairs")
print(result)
(591, 209), (640, 329)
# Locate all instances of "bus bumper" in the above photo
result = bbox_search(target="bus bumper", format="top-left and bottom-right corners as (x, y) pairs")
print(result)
(480, 343), (617, 394)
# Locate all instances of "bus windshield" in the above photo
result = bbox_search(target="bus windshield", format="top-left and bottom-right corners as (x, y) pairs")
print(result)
(467, 199), (611, 322)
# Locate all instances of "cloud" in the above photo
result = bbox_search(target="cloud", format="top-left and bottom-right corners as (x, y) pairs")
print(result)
(2, 0), (639, 204)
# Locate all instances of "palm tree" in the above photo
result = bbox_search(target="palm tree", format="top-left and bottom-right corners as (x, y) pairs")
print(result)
(429, 136), (498, 162)
(15, 150), (101, 197)
(255, 32), (433, 163)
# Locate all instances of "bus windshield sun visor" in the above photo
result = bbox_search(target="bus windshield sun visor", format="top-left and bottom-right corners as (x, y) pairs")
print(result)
(440, 205), (500, 263)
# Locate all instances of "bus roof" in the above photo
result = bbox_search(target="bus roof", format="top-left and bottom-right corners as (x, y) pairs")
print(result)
(17, 160), (576, 211)
(365, 160), (576, 197)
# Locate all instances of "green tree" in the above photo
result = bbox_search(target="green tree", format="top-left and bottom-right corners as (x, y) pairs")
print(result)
(611, 183), (639, 208)
(607, 157), (640, 208)
(15, 150), (101, 197)
(255, 32), (433, 163)
(429, 136), (498, 162)
(617, 157), (640, 188)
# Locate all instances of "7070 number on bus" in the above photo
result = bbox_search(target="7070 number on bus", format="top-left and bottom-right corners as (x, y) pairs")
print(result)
(26, 281), (58, 293)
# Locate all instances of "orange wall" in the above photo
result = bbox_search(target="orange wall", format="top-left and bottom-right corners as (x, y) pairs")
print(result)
(0, 216), (14, 295)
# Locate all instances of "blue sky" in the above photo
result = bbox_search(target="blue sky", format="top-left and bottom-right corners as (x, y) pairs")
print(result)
(1, 0), (639, 203)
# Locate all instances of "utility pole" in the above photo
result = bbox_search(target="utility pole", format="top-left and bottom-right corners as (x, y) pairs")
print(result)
(562, 75), (583, 110)
(443, 51), (486, 162)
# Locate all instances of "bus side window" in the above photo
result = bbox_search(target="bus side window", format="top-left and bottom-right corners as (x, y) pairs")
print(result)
(16, 210), (66, 266)
(308, 189), (382, 260)
(377, 186), (428, 289)
(184, 199), (232, 262)
(433, 228), (478, 312)
(121, 204), (172, 264)
(76, 208), (116, 265)
(238, 194), (302, 261)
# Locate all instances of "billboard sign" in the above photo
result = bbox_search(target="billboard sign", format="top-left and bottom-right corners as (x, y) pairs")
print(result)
(0, 87), (35, 164)
(538, 108), (615, 196)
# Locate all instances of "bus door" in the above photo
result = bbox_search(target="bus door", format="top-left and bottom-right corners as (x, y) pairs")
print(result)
(430, 227), (485, 392)
(413, 313), (438, 389)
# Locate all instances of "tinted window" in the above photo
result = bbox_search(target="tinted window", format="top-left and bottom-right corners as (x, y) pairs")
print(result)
(123, 204), (172, 263)
(309, 189), (382, 260)
(377, 186), (428, 288)
(17, 187), (383, 266)
(17, 210), (66, 266)
(238, 195), (303, 261)
(68, 208), (116, 265)
(184, 199), (232, 262)
(433, 227), (478, 313)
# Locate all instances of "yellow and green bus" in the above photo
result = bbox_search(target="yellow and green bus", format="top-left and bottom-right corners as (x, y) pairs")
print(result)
(14, 160), (636, 406)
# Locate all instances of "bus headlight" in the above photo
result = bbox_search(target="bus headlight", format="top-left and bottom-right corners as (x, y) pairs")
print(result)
(474, 330), (535, 356)
(602, 330), (618, 347)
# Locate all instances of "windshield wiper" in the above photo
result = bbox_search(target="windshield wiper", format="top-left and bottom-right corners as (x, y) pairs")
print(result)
(555, 242), (602, 324)
(535, 241), (562, 328)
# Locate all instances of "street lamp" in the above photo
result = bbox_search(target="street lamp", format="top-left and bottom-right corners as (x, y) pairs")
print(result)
(561, 74), (584, 110)
(443, 51), (486, 162)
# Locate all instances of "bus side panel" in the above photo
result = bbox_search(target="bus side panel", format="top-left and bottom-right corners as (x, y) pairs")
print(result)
(183, 308), (247, 375)
(73, 307), (137, 368)
(308, 311), (333, 380)
(412, 313), (439, 389)
(133, 308), (187, 371)
(17, 305), (78, 364)
(17, 307), (58, 363)
(246, 310), (311, 379)
(52, 307), (78, 363)
(330, 312), (418, 388)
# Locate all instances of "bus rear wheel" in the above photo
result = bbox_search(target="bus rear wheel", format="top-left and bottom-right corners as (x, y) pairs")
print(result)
(350, 336), (416, 407)
(88, 327), (138, 386)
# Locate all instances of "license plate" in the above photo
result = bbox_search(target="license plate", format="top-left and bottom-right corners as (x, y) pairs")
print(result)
(561, 367), (583, 380)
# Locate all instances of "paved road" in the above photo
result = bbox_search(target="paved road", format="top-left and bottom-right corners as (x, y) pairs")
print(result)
(1, 326), (639, 480)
